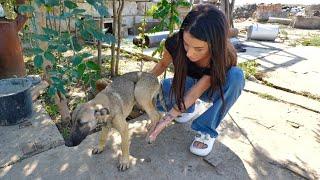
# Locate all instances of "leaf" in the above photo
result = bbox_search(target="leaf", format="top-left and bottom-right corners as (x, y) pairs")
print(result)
(91, 30), (104, 41)
(42, 27), (58, 36)
(86, 61), (100, 71)
(103, 33), (116, 44)
(81, 53), (93, 59)
(18, 5), (35, 14)
(32, 34), (50, 41)
(35, 0), (45, 6)
(30, 47), (44, 55)
(71, 70), (79, 78)
(64, 0), (78, 9)
(86, 0), (96, 5)
(89, 79), (96, 90)
(75, 19), (83, 27)
(80, 30), (91, 40)
(56, 83), (67, 95)
(77, 63), (86, 76)
(45, 0), (60, 7)
(48, 44), (59, 51)
(82, 74), (90, 84)
(47, 86), (57, 97)
(61, 32), (71, 41)
(72, 55), (83, 66)
(172, 14), (180, 24)
(96, 5), (108, 17)
(60, 12), (72, 19)
(34, 55), (44, 68)
(72, 8), (86, 14)
(57, 45), (68, 53)
(44, 51), (56, 63)
(177, 0), (191, 7)
(51, 76), (62, 84)
(72, 36), (83, 52)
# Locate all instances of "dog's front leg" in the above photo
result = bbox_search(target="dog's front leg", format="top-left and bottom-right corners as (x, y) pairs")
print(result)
(112, 115), (130, 171)
(92, 126), (110, 154)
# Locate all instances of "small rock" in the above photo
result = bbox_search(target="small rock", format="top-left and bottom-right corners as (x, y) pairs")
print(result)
(144, 157), (151, 163)
(286, 120), (301, 128)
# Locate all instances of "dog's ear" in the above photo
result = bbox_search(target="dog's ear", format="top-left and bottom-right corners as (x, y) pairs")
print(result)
(94, 107), (110, 117)
(94, 107), (110, 123)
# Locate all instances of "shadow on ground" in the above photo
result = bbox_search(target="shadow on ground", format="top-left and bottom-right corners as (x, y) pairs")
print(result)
(0, 117), (250, 179)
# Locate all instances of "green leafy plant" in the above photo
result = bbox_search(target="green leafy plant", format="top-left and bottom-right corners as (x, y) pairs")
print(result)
(149, 0), (191, 55)
(19, 0), (115, 95)
(300, 36), (320, 47)
(238, 60), (258, 79)
(147, 0), (191, 77)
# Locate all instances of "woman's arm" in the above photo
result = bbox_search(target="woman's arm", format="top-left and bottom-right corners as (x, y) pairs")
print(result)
(149, 48), (173, 77)
(148, 75), (211, 143)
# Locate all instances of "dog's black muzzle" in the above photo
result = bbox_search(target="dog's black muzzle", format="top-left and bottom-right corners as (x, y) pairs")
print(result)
(65, 124), (90, 147)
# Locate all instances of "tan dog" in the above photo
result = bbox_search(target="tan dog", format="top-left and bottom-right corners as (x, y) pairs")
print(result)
(66, 71), (161, 171)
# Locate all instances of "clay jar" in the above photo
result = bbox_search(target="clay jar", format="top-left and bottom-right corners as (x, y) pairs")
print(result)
(0, 14), (28, 79)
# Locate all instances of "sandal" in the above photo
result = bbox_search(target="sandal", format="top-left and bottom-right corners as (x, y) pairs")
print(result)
(175, 100), (209, 123)
(189, 131), (215, 156)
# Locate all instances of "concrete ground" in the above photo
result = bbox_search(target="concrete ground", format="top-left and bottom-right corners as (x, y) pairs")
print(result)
(1, 24), (320, 179)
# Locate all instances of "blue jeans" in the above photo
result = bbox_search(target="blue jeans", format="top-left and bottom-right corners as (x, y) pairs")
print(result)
(156, 67), (245, 138)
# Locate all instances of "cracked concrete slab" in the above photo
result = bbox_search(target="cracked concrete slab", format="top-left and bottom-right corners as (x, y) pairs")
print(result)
(0, 101), (64, 168)
(224, 92), (320, 179)
(256, 46), (320, 97)
(244, 80), (320, 113)
(0, 115), (250, 180)
(1, 90), (318, 179)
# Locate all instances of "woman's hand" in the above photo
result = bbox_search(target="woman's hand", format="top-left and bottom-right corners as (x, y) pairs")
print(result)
(147, 112), (176, 143)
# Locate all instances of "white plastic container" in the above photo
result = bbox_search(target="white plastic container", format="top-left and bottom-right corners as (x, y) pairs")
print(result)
(0, 4), (5, 18)
(247, 24), (279, 41)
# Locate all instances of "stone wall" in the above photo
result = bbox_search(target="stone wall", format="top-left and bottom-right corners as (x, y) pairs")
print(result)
(254, 4), (288, 21)
(293, 16), (320, 29)
(305, 5), (320, 17)
(233, 4), (257, 19)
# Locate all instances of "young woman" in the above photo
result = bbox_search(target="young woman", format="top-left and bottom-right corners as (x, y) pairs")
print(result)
(148, 4), (245, 156)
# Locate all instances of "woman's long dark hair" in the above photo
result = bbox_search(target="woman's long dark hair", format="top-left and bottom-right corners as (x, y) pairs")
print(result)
(171, 4), (237, 112)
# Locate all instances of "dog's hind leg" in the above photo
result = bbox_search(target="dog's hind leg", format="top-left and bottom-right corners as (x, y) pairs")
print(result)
(92, 126), (110, 154)
(134, 85), (161, 136)
(112, 115), (131, 171)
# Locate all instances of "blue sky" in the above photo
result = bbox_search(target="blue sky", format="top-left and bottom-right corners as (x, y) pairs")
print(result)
(235, 0), (319, 6)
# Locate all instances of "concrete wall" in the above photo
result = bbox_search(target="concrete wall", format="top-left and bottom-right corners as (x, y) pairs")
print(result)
(29, 1), (189, 37)
(293, 16), (320, 29)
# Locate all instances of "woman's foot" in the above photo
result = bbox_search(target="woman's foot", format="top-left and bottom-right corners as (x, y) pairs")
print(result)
(190, 131), (215, 156)
(175, 100), (210, 123)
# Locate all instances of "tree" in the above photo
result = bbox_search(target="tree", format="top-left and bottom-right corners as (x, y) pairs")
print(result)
(220, 0), (236, 28)
(110, 0), (124, 77)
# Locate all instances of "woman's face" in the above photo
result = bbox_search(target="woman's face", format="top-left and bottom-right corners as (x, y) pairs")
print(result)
(183, 31), (211, 65)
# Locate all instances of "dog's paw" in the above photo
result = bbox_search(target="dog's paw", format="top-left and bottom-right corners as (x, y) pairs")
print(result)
(118, 157), (130, 171)
(92, 147), (104, 154)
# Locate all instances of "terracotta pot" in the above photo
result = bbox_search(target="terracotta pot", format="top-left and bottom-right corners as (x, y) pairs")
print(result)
(16, 0), (26, 5)
(0, 15), (28, 79)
